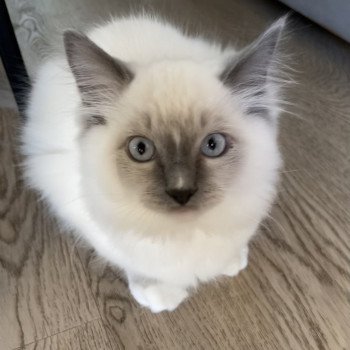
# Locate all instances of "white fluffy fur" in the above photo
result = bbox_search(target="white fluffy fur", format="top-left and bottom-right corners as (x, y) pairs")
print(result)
(22, 16), (282, 312)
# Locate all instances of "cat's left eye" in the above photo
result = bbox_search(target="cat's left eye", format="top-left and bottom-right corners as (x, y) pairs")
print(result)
(128, 136), (155, 162)
(201, 133), (227, 158)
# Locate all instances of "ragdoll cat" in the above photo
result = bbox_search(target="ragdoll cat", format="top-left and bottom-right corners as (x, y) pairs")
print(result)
(22, 15), (286, 312)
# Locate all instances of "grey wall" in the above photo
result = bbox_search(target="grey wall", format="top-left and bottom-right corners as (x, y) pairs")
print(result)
(279, 0), (350, 43)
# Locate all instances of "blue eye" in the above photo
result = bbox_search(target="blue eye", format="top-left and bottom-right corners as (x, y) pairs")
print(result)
(201, 133), (227, 157)
(128, 136), (155, 162)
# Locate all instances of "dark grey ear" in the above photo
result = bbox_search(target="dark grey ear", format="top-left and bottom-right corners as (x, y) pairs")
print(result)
(220, 16), (286, 117)
(64, 31), (133, 125)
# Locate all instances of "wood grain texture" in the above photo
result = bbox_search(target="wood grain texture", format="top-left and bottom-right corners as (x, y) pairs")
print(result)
(22, 319), (112, 350)
(0, 110), (102, 349)
(1, 0), (350, 349)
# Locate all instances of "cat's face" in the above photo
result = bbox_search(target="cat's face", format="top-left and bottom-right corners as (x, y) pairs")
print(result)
(114, 102), (239, 213)
(64, 18), (285, 228)
(82, 61), (246, 215)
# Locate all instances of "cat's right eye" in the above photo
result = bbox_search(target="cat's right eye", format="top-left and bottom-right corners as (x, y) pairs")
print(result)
(128, 136), (155, 162)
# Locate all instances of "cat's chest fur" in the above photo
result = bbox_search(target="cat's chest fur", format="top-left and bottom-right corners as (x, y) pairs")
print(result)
(86, 218), (253, 285)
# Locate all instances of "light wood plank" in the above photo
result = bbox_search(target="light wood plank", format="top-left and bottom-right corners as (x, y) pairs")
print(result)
(22, 319), (112, 350)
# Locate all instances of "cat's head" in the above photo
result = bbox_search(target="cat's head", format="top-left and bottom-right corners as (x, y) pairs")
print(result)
(64, 17), (286, 233)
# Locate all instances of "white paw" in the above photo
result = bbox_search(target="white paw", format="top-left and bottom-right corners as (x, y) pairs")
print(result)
(129, 281), (188, 313)
(222, 246), (249, 277)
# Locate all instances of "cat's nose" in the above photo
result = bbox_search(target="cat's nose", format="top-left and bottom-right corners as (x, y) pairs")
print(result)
(166, 188), (197, 205)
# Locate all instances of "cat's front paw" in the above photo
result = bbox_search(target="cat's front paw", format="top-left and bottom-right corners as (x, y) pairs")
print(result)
(222, 246), (249, 277)
(129, 281), (188, 313)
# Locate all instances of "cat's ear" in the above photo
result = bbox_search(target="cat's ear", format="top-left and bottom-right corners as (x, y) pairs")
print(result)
(220, 16), (287, 119)
(64, 31), (133, 123)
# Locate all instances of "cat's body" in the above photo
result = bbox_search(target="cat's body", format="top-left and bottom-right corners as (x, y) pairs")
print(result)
(22, 16), (285, 312)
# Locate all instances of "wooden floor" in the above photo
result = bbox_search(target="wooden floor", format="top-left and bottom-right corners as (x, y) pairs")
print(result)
(1, 0), (350, 349)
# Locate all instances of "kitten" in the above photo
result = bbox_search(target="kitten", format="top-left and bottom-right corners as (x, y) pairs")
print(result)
(22, 15), (286, 312)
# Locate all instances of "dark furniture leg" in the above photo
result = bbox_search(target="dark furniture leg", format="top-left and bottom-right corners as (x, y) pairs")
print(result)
(0, 0), (30, 115)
